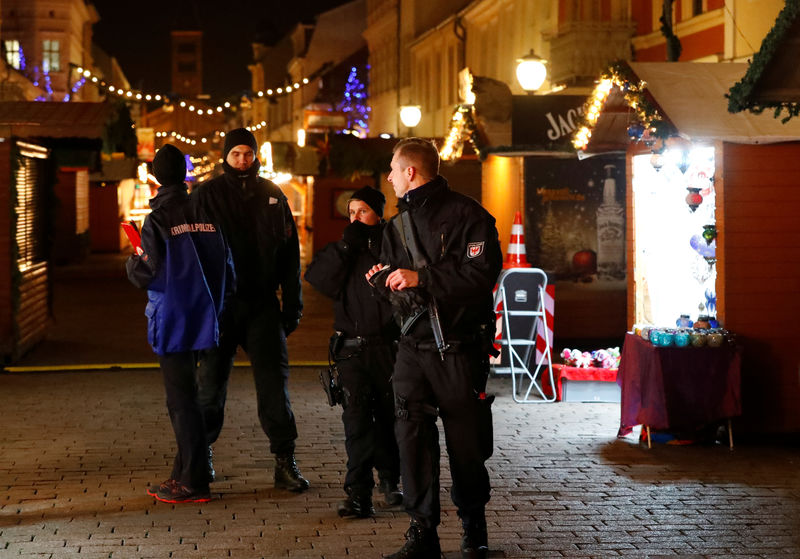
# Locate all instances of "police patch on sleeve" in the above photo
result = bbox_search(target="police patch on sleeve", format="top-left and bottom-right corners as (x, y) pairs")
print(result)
(467, 241), (484, 258)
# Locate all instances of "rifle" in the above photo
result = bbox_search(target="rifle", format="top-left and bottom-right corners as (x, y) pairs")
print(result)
(394, 211), (449, 360)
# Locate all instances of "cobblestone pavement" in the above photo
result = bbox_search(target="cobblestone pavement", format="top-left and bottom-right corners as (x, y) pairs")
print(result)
(2, 367), (800, 559)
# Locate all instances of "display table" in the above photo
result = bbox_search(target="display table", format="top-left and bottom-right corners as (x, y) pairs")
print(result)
(544, 364), (618, 402)
(617, 333), (742, 448)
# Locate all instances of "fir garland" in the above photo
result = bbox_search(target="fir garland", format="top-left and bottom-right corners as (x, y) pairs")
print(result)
(727, 0), (800, 122)
(572, 60), (675, 150)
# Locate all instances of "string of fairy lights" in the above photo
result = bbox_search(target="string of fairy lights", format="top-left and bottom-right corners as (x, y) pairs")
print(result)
(71, 64), (313, 119)
(153, 119), (267, 147)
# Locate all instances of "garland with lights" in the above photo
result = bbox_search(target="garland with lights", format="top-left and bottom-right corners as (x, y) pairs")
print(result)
(70, 61), (331, 120)
(572, 60), (675, 151)
(727, 0), (800, 122)
(439, 104), (487, 161)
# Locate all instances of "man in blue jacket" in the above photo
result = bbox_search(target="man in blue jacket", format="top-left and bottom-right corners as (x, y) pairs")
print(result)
(127, 144), (235, 503)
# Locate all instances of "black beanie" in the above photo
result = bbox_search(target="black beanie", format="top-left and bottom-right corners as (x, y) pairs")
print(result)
(152, 144), (186, 186)
(349, 186), (386, 218)
(223, 128), (258, 159)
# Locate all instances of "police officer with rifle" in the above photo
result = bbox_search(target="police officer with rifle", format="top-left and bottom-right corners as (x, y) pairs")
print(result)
(305, 186), (402, 518)
(367, 138), (502, 559)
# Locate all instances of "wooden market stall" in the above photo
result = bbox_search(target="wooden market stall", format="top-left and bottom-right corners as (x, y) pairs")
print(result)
(576, 61), (800, 434)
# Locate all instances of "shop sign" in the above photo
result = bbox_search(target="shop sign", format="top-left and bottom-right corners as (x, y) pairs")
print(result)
(511, 95), (586, 148)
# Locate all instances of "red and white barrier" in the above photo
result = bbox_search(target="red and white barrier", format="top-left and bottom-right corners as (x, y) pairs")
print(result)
(535, 284), (555, 365)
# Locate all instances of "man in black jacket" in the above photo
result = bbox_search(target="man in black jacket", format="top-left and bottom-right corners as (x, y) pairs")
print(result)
(305, 186), (402, 518)
(367, 138), (502, 559)
(193, 128), (308, 492)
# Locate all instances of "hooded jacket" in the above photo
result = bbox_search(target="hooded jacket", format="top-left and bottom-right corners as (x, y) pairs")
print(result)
(126, 182), (235, 355)
(193, 160), (302, 319)
(305, 220), (398, 340)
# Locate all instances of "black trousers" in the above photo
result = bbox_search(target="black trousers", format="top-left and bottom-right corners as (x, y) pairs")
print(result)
(335, 342), (400, 497)
(158, 351), (209, 489)
(392, 339), (493, 529)
(196, 298), (298, 455)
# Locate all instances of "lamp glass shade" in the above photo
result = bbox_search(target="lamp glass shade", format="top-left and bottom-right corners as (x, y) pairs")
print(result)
(516, 51), (547, 92)
(399, 105), (422, 128)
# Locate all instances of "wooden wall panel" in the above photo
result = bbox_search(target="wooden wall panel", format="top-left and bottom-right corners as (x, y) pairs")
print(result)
(721, 142), (800, 433)
(0, 142), (12, 355)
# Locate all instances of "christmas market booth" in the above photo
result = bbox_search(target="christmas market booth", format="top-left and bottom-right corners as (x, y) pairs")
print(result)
(442, 70), (627, 348)
(0, 101), (112, 361)
(575, 61), (800, 434)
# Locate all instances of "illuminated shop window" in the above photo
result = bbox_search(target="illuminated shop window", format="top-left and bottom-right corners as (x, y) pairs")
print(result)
(632, 145), (717, 327)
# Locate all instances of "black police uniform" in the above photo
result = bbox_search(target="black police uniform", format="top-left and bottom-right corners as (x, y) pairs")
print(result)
(305, 219), (401, 505)
(378, 176), (502, 539)
(193, 159), (303, 460)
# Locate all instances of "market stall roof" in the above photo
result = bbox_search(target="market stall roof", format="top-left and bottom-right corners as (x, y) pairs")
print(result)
(0, 101), (110, 139)
(581, 62), (800, 154)
(728, 0), (800, 117)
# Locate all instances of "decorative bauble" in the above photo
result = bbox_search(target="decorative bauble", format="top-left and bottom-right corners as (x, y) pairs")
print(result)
(685, 187), (703, 212)
(650, 152), (664, 170)
(627, 122), (644, 141)
(690, 235), (716, 258)
(702, 224), (717, 245)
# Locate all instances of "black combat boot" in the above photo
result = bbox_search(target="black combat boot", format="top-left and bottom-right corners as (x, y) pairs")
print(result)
(378, 478), (403, 506)
(385, 521), (441, 559)
(337, 491), (374, 518)
(274, 453), (310, 492)
(207, 446), (215, 483)
(460, 518), (488, 559)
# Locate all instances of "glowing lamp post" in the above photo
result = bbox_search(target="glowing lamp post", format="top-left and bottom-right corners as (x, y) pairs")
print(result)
(399, 105), (422, 134)
(515, 49), (547, 94)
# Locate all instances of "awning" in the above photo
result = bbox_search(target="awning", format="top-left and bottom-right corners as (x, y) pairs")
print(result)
(0, 101), (111, 139)
(583, 62), (800, 153)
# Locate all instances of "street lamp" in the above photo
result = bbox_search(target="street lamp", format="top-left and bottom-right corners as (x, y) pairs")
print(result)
(399, 105), (422, 131)
(516, 49), (547, 94)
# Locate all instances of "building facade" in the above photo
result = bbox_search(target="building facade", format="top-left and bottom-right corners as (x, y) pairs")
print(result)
(1, 0), (99, 101)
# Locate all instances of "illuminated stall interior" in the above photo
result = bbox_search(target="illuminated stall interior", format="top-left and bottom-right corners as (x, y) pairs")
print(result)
(576, 61), (800, 432)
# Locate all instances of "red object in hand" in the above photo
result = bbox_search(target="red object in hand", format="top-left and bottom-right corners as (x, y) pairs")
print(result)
(121, 221), (142, 252)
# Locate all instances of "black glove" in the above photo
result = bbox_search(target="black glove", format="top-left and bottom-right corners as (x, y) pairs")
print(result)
(342, 220), (370, 251)
(388, 287), (428, 317)
(281, 311), (301, 337)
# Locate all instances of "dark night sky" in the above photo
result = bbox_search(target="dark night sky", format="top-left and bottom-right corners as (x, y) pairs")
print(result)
(90, 0), (349, 100)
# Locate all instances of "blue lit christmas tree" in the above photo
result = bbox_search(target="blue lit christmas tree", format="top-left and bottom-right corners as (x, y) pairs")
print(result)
(337, 64), (370, 137)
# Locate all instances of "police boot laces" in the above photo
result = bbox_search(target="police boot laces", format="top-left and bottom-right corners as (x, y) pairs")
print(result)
(274, 454), (309, 492)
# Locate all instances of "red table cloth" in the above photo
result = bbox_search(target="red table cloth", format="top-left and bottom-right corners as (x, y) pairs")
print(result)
(543, 364), (618, 402)
(617, 333), (742, 437)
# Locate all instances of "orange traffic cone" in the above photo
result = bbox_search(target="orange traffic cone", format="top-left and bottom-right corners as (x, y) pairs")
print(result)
(503, 211), (531, 268)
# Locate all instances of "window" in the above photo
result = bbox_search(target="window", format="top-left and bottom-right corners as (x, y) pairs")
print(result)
(42, 39), (60, 72)
(177, 42), (196, 54)
(4, 40), (21, 69)
(693, 0), (703, 16)
(177, 61), (196, 73)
